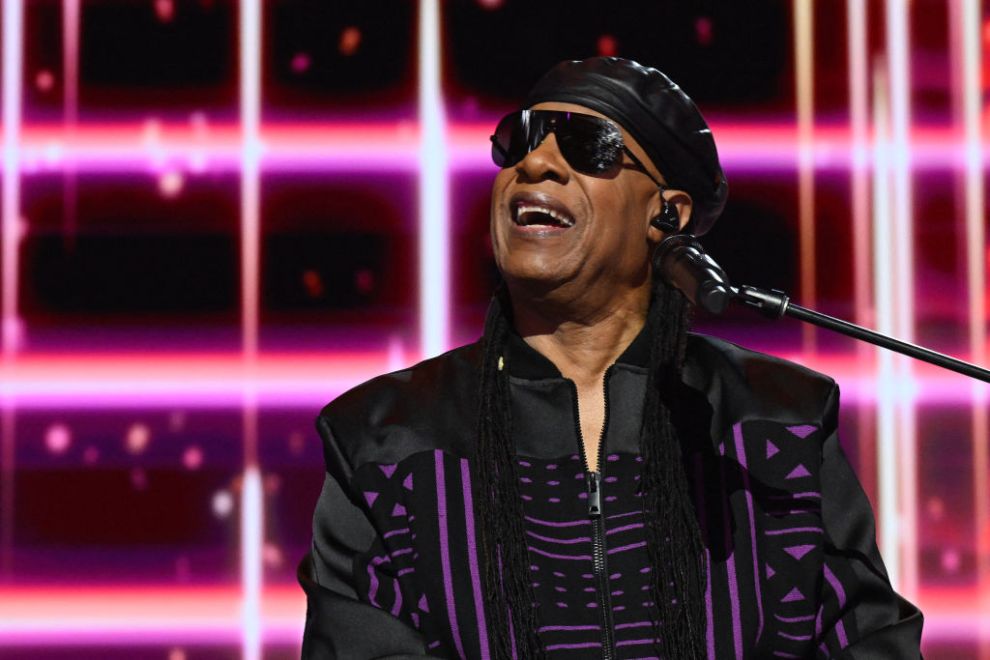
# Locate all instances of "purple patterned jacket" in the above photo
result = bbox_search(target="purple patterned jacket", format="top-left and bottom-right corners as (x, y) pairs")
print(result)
(298, 324), (923, 659)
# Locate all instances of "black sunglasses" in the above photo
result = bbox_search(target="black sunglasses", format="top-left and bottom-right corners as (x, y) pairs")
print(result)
(489, 109), (663, 187)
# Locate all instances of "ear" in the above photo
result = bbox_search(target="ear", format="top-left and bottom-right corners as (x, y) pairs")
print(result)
(646, 188), (694, 244)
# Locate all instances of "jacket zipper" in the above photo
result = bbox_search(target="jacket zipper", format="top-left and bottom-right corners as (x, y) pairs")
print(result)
(572, 366), (615, 660)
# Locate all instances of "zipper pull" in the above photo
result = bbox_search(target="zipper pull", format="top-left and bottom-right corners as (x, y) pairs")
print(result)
(586, 471), (602, 517)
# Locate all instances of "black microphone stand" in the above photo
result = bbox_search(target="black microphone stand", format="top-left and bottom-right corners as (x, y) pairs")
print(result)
(657, 234), (990, 384)
(731, 284), (990, 383)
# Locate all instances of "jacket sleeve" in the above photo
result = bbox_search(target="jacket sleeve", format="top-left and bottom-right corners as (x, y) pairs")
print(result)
(298, 415), (434, 659)
(815, 383), (924, 658)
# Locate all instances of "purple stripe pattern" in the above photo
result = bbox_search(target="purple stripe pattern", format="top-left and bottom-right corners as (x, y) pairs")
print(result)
(435, 449), (466, 659)
(337, 410), (857, 659)
(460, 458), (491, 659)
(733, 422), (765, 643)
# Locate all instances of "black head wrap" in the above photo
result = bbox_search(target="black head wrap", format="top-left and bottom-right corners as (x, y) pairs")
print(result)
(523, 56), (728, 236)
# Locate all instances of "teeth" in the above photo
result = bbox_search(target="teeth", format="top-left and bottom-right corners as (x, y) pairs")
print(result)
(514, 204), (574, 227)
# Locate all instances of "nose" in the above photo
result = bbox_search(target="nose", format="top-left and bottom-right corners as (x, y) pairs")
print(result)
(515, 132), (570, 184)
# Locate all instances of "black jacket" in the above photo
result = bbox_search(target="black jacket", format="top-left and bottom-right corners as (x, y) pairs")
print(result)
(298, 327), (923, 659)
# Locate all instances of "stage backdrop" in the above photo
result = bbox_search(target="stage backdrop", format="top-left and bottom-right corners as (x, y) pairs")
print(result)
(0, 1), (987, 658)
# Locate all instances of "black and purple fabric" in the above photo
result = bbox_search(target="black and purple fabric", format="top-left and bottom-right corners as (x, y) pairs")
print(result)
(298, 324), (923, 659)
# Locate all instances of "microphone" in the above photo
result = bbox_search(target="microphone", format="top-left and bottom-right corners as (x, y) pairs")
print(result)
(653, 234), (732, 315)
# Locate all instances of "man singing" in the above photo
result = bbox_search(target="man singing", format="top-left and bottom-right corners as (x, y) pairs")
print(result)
(298, 57), (923, 659)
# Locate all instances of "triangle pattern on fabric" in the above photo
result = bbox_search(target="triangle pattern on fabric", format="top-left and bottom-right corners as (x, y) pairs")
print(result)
(379, 463), (397, 479)
(363, 491), (379, 507)
(391, 503), (407, 517)
(418, 593), (430, 612)
(766, 564), (776, 579)
(786, 464), (811, 480)
(766, 440), (780, 459)
(784, 544), (815, 560)
(787, 424), (817, 439)
(403, 473), (414, 491)
(781, 587), (805, 603)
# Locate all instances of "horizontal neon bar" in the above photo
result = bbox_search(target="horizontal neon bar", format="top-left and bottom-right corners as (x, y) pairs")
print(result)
(0, 585), (303, 646)
(0, 585), (983, 645)
(0, 351), (983, 407)
(3, 122), (990, 172)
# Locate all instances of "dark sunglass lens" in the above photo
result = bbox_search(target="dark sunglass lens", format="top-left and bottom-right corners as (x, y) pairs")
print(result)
(491, 111), (528, 168)
(557, 115), (624, 174)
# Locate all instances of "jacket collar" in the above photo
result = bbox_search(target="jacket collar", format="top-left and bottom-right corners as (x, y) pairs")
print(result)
(502, 317), (653, 380)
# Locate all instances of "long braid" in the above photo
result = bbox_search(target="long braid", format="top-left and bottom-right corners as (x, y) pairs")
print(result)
(640, 279), (707, 658)
(476, 286), (545, 659)
(475, 280), (706, 658)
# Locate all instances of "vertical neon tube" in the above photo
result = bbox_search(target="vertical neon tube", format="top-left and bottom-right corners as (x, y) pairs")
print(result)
(885, 0), (918, 597)
(241, 467), (262, 660)
(847, 0), (870, 330)
(62, 0), (79, 244)
(2, 0), (23, 353)
(872, 61), (900, 590)
(239, 1), (262, 659)
(847, 0), (876, 499)
(961, 0), (989, 599)
(0, 0), (24, 577)
(794, 0), (816, 352)
(418, 0), (449, 358)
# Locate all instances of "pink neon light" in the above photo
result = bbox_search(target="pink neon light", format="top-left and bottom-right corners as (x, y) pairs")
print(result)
(0, 350), (981, 408)
(0, 585), (304, 646)
(2, 122), (990, 171)
(0, 585), (982, 645)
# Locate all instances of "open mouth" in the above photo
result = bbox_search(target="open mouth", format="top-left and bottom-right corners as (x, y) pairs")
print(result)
(511, 202), (575, 228)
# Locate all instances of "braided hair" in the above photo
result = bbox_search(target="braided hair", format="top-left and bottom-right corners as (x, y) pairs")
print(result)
(474, 275), (707, 659)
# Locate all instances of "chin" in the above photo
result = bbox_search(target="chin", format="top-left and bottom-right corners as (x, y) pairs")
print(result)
(499, 259), (578, 297)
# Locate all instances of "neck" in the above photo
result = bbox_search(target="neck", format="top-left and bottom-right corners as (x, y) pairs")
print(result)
(508, 284), (649, 387)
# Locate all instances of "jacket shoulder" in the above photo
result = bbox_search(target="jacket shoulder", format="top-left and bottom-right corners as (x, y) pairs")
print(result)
(684, 332), (838, 429)
(316, 340), (484, 470)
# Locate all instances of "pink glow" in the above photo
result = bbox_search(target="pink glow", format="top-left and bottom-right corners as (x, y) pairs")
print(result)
(0, 585), (982, 645)
(0, 122), (989, 171)
(0, 350), (980, 408)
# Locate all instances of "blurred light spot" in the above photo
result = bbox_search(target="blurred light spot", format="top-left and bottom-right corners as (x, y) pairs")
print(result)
(190, 111), (208, 134)
(131, 467), (148, 490)
(183, 445), (204, 470)
(83, 446), (99, 465)
(925, 496), (944, 521)
(169, 409), (187, 432)
(264, 473), (282, 494)
(43, 141), (63, 165)
(126, 422), (151, 454)
(263, 543), (284, 568)
(35, 69), (54, 92)
(940, 548), (961, 573)
(354, 268), (375, 295)
(339, 26), (362, 56)
(45, 423), (71, 454)
(597, 34), (618, 57)
(154, 0), (175, 22)
(212, 489), (233, 518)
(302, 269), (325, 298)
(477, 0), (504, 8)
(290, 52), (311, 74)
(159, 170), (184, 198)
(168, 648), (186, 660)
(288, 431), (305, 455)
(695, 16), (713, 46)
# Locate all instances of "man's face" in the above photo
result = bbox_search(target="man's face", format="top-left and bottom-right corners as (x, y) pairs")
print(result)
(489, 101), (679, 307)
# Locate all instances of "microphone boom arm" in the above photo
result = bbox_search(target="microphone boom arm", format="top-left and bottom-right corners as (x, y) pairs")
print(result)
(731, 284), (990, 384)
(654, 233), (990, 384)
